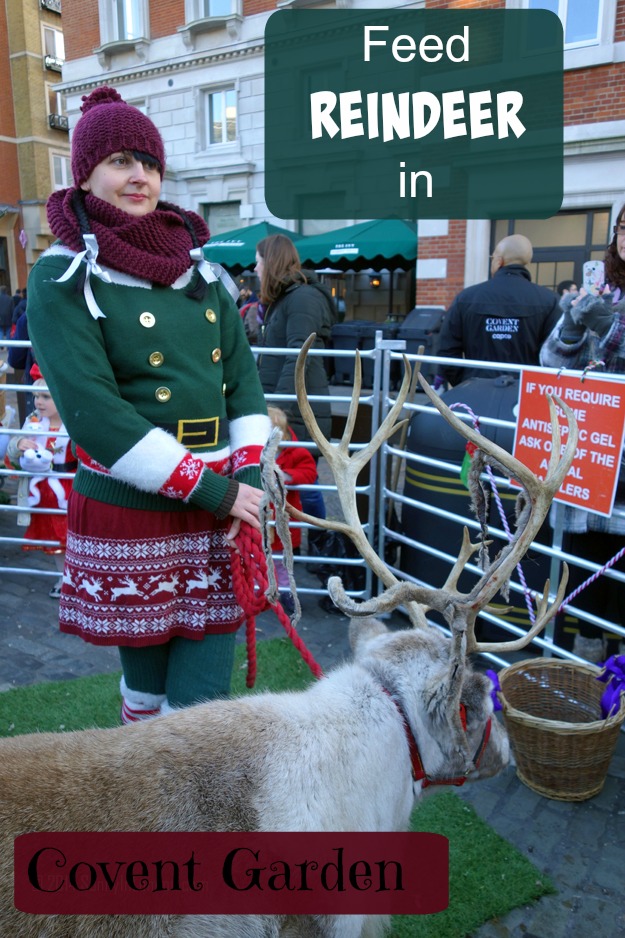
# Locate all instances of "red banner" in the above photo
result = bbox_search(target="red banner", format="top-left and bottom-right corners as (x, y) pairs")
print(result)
(513, 369), (625, 516)
(14, 832), (448, 916)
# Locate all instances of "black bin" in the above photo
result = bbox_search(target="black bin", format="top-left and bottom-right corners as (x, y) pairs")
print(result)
(331, 320), (399, 387)
(399, 375), (551, 640)
(331, 321), (372, 385)
(358, 321), (400, 386)
(397, 306), (445, 382)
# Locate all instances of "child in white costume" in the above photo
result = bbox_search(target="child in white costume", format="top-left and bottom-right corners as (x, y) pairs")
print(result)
(5, 365), (76, 598)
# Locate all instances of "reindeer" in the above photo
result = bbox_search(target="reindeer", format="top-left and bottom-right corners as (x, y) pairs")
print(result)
(110, 575), (145, 601)
(150, 572), (180, 596)
(0, 340), (578, 938)
(185, 568), (221, 593)
(77, 576), (104, 601)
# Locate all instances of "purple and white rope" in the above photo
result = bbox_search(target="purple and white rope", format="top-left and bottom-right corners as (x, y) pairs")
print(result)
(449, 402), (536, 623)
(561, 543), (625, 611)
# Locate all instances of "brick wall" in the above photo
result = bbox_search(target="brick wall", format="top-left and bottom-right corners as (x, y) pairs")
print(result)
(425, 1), (505, 8)
(564, 64), (625, 124)
(416, 221), (467, 308)
(0, 2), (31, 289)
(244, 1), (275, 15)
(62, 0), (99, 61)
(616, 0), (625, 43)
(0, 4), (16, 143)
(150, 0), (184, 40)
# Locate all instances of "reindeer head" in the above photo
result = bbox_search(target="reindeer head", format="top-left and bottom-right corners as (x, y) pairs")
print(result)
(349, 617), (509, 785)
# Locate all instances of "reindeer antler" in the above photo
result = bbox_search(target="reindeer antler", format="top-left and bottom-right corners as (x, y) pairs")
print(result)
(292, 333), (428, 628)
(294, 334), (578, 655)
(415, 375), (577, 654)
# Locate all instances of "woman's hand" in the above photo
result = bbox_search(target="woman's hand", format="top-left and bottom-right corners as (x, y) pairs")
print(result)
(570, 288), (614, 337)
(224, 482), (264, 542)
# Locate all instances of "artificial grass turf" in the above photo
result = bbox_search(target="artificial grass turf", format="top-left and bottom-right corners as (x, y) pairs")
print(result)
(391, 791), (554, 938)
(0, 637), (554, 937)
(0, 636), (313, 736)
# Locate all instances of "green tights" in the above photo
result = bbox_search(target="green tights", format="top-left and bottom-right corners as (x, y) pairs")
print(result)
(118, 632), (236, 708)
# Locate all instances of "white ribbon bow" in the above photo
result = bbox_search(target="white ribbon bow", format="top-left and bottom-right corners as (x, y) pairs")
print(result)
(189, 248), (240, 303)
(54, 234), (111, 320)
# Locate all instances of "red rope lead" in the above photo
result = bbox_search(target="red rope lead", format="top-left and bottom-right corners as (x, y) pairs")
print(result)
(230, 523), (325, 688)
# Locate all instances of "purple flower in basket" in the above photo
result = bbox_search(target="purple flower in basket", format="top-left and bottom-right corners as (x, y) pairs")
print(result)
(596, 654), (625, 718)
(486, 669), (502, 712)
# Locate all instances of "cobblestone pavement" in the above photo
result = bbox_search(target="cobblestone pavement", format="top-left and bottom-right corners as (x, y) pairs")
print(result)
(1, 457), (624, 937)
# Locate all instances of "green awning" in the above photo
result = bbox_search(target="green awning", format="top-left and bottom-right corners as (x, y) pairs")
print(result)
(295, 218), (418, 272)
(202, 221), (301, 274)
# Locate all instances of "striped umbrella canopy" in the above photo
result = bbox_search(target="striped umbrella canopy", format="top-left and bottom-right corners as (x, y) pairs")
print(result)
(202, 222), (301, 274)
(295, 218), (418, 272)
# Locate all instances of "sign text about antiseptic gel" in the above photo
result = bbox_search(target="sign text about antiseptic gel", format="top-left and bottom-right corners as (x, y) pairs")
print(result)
(265, 10), (563, 219)
(513, 369), (625, 517)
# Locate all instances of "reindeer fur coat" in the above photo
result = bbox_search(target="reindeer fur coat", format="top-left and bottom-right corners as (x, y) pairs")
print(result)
(0, 619), (508, 938)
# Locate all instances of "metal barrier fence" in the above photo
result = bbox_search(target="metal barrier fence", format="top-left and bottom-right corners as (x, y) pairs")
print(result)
(1, 334), (624, 668)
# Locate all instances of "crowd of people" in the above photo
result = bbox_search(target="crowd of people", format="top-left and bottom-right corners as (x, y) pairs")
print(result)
(437, 223), (625, 662)
(1, 83), (623, 719)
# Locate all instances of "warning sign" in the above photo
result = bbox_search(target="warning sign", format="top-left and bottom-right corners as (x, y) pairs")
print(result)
(513, 369), (625, 517)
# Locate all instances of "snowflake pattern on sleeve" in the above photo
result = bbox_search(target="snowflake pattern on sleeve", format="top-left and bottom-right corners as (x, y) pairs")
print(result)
(232, 445), (263, 473)
(158, 453), (204, 501)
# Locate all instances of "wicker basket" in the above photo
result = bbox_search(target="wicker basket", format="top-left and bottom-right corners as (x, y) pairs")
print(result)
(497, 658), (625, 802)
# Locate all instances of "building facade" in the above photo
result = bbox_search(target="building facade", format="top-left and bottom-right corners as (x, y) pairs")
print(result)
(14, 0), (625, 316)
(0, 0), (70, 291)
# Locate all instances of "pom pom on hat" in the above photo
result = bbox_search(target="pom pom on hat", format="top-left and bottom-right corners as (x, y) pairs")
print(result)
(71, 85), (166, 186)
(30, 363), (44, 382)
(80, 86), (124, 113)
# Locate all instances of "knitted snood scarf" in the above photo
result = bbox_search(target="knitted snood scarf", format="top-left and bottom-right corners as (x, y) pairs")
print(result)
(47, 187), (210, 287)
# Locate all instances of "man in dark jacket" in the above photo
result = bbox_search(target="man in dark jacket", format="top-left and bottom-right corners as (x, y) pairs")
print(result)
(438, 234), (560, 386)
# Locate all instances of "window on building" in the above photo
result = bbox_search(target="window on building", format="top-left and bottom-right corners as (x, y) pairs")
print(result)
(196, 0), (234, 16)
(47, 83), (69, 131)
(527, 0), (601, 46)
(43, 25), (65, 69)
(205, 88), (237, 145)
(492, 210), (611, 292)
(185, 0), (237, 21)
(99, 0), (146, 44)
(115, 0), (143, 40)
(202, 202), (241, 236)
(52, 153), (72, 190)
(180, 1), (241, 44)
(46, 84), (65, 117)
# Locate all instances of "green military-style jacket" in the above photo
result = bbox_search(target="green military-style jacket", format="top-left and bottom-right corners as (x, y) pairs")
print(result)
(28, 245), (270, 514)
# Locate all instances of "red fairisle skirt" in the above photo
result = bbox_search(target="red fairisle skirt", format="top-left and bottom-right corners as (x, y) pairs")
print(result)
(59, 491), (244, 646)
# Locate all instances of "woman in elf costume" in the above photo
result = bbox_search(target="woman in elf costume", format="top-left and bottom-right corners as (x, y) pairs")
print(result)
(5, 364), (76, 599)
(27, 87), (271, 722)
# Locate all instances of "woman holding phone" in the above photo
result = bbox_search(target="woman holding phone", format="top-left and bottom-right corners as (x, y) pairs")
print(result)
(540, 204), (625, 661)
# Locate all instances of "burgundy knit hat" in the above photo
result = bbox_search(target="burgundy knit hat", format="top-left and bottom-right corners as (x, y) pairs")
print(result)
(71, 86), (166, 186)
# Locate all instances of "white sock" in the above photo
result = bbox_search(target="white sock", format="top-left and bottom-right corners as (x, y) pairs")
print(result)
(120, 677), (166, 724)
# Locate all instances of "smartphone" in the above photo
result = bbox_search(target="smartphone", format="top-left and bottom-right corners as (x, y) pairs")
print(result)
(582, 260), (605, 295)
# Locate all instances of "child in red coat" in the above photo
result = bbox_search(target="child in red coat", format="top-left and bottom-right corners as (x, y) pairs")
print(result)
(5, 365), (76, 598)
(267, 406), (318, 613)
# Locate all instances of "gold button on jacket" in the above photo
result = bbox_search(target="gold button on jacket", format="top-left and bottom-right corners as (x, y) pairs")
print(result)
(205, 309), (217, 323)
(140, 312), (156, 328)
(211, 348), (222, 363)
(155, 386), (171, 402)
(148, 351), (164, 367)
